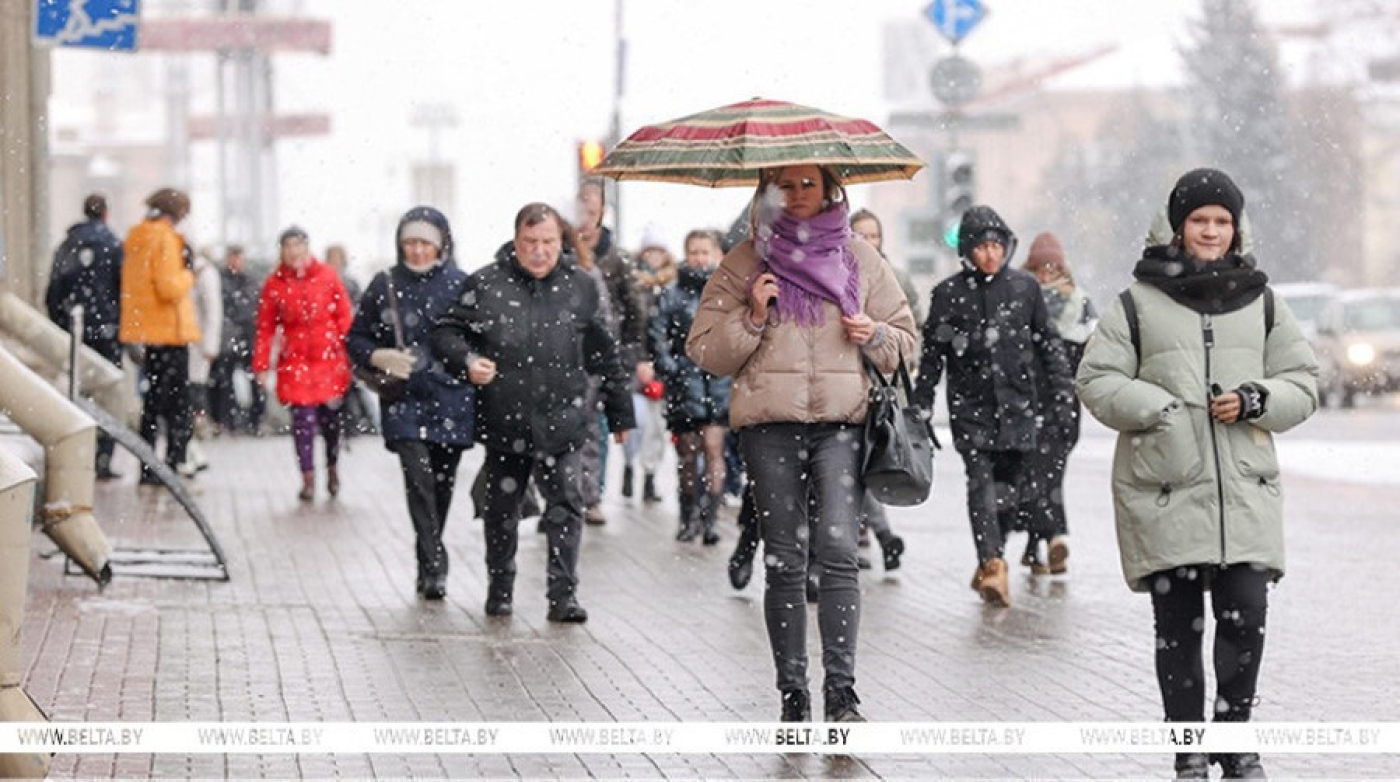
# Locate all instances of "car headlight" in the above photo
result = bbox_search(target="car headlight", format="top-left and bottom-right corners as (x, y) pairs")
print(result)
(1346, 342), (1376, 366)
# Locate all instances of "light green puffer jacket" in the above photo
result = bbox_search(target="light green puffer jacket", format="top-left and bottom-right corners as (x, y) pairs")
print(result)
(1075, 283), (1318, 591)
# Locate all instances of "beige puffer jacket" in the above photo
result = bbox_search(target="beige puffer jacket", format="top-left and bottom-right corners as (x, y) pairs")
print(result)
(686, 238), (916, 429)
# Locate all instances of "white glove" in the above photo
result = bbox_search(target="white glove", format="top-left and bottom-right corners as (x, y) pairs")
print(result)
(369, 348), (416, 380)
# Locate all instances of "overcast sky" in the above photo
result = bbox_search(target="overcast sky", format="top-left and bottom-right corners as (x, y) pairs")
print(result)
(54, 0), (1329, 274)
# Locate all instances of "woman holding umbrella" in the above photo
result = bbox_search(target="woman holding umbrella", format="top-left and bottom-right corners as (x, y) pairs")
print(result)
(686, 164), (917, 722)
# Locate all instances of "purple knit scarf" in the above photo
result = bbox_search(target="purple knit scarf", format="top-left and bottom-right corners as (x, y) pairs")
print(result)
(755, 201), (860, 327)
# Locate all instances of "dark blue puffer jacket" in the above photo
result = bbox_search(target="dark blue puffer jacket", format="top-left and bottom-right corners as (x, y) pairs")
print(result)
(346, 206), (473, 449)
(649, 265), (731, 430)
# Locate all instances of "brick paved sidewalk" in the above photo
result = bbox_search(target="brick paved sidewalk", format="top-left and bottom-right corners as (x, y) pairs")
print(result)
(15, 425), (1400, 779)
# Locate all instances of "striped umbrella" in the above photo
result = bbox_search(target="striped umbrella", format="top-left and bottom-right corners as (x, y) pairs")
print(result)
(593, 98), (925, 188)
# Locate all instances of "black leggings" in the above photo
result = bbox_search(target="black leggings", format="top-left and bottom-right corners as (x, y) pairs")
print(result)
(1149, 563), (1270, 723)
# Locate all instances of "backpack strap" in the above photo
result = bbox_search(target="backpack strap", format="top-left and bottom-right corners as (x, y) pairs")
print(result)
(1118, 290), (1141, 362)
(1264, 287), (1275, 336)
(1120, 286), (1274, 365)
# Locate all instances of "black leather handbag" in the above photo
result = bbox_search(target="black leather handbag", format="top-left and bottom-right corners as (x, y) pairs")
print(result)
(352, 275), (408, 404)
(861, 352), (937, 506)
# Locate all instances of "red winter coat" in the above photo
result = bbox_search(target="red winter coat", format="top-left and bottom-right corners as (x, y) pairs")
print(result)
(252, 258), (353, 406)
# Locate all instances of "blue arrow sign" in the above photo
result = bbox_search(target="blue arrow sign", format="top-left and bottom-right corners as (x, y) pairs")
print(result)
(924, 0), (986, 46)
(34, 0), (141, 51)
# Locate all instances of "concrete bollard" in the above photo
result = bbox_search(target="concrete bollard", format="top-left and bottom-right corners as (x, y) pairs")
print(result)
(0, 447), (50, 779)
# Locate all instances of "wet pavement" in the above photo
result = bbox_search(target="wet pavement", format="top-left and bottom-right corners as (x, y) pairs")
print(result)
(16, 414), (1400, 779)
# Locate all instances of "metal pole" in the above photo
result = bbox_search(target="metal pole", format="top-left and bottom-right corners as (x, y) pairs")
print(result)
(68, 305), (83, 400)
(610, 0), (626, 240)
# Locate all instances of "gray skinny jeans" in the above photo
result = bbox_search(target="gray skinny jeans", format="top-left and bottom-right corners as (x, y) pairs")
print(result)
(739, 422), (863, 695)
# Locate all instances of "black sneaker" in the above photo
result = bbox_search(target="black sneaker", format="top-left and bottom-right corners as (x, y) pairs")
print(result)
(546, 598), (588, 623)
(780, 689), (810, 722)
(824, 687), (866, 722)
(138, 471), (162, 487)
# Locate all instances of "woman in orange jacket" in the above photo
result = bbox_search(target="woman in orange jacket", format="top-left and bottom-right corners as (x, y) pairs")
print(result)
(120, 188), (199, 482)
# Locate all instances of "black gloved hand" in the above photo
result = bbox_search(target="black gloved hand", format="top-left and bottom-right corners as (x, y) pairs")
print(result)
(1234, 382), (1269, 420)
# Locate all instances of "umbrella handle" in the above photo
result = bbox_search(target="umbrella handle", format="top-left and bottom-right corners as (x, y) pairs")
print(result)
(760, 262), (778, 310)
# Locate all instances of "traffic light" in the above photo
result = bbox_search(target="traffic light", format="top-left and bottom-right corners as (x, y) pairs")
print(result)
(577, 140), (606, 177)
(940, 151), (976, 247)
(943, 151), (975, 215)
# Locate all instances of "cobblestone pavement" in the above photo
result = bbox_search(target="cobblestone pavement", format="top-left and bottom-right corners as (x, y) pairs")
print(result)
(16, 412), (1400, 779)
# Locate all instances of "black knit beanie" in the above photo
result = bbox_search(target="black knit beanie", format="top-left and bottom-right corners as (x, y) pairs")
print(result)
(1167, 168), (1244, 233)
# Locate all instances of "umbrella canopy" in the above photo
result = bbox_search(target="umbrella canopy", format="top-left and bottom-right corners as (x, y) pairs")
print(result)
(593, 98), (925, 188)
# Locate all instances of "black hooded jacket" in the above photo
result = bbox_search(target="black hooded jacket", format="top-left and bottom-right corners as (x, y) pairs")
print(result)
(45, 218), (124, 345)
(431, 244), (634, 457)
(347, 206), (473, 448)
(914, 206), (1073, 453)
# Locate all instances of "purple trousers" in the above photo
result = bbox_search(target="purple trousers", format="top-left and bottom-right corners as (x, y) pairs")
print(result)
(290, 403), (342, 473)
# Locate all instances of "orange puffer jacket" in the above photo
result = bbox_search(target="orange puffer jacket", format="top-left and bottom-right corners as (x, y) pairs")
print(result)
(118, 218), (198, 346)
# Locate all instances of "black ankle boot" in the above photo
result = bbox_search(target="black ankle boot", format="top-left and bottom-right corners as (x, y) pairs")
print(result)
(699, 492), (721, 545)
(421, 573), (447, 601)
(823, 687), (866, 722)
(1211, 752), (1266, 779)
(621, 466), (634, 498)
(643, 474), (662, 503)
(779, 689), (810, 722)
(880, 534), (905, 571)
(727, 522), (759, 590)
(676, 494), (699, 542)
(485, 577), (514, 617)
(1174, 752), (1210, 779)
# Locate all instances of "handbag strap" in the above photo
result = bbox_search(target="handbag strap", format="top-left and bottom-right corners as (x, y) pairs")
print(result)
(385, 273), (405, 349)
(861, 349), (916, 402)
(863, 349), (941, 447)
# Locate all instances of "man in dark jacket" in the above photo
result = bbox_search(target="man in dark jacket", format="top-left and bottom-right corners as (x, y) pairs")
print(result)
(576, 178), (646, 522)
(913, 205), (1073, 608)
(208, 245), (265, 434)
(45, 194), (124, 479)
(432, 202), (635, 624)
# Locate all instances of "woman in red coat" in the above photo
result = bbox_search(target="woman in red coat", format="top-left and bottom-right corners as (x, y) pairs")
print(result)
(253, 226), (354, 501)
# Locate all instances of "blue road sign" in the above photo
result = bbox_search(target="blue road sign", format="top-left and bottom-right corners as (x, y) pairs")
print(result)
(34, 0), (140, 51)
(924, 0), (986, 46)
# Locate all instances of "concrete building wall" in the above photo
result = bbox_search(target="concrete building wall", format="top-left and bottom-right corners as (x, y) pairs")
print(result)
(0, 0), (52, 305)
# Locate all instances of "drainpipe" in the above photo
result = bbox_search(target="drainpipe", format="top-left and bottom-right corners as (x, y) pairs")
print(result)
(0, 292), (135, 427)
(0, 446), (49, 779)
(0, 345), (111, 584)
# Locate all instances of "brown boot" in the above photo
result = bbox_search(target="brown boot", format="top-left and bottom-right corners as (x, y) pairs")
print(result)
(1048, 536), (1069, 575)
(327, 465), (340, 498)
(299, 471), (315, 502)
(970, 558), (1011, 607)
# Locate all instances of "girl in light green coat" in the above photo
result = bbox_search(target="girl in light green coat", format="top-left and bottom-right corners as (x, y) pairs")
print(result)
(1076, 169), (1318, 780)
